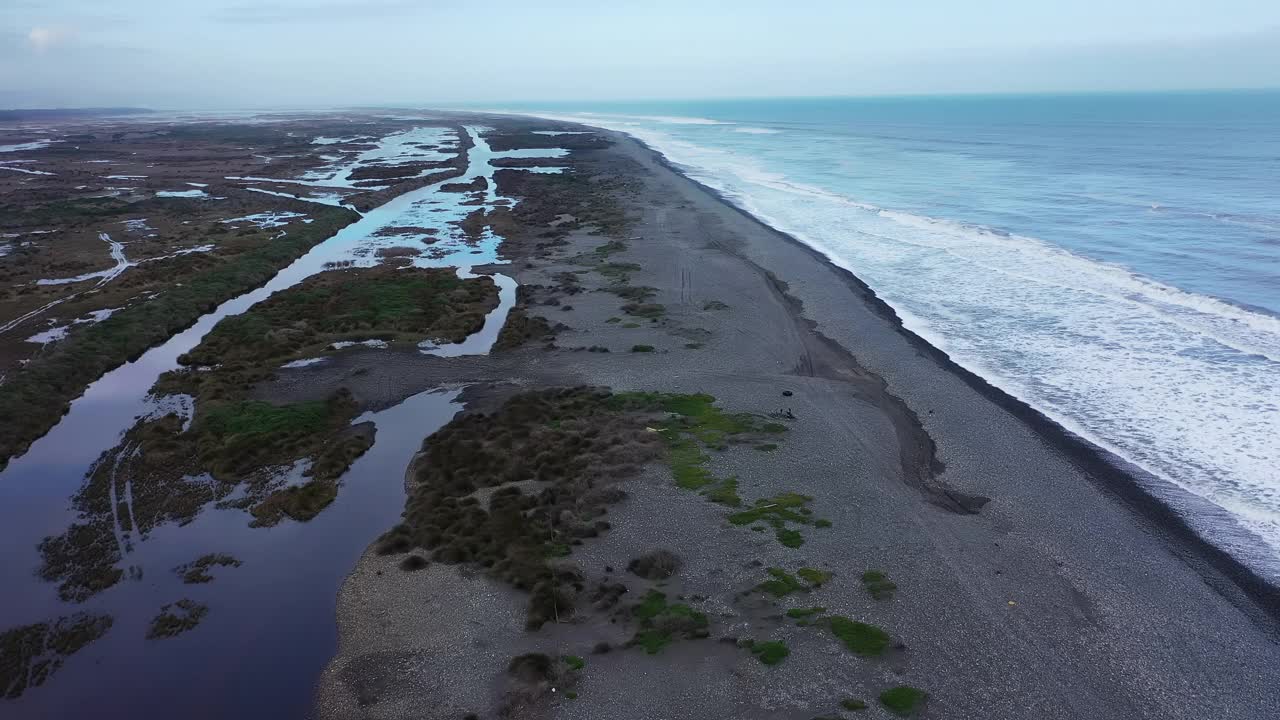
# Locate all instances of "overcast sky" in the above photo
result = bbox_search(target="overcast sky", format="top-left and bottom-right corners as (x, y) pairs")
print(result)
(3, 0), (1279, 109)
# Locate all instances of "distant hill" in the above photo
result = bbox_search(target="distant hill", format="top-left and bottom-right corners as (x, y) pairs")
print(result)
(0, 108), (154, 122)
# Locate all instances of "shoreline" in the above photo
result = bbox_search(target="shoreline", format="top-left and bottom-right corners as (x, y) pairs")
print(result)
(571, 121), (1280, 626)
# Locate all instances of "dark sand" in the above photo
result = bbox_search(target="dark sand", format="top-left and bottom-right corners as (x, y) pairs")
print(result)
(305, 120), (1279, 719)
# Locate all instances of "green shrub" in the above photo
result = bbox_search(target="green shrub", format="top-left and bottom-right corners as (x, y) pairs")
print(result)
(879, 686), (927, 716)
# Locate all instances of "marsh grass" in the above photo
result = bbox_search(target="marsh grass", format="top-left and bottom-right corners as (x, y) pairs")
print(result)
(0, 613), (113, 698)
(147, 599), (208, 640)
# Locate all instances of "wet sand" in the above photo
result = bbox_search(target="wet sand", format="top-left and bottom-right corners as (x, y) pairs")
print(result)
(311, 120), (1280, 719)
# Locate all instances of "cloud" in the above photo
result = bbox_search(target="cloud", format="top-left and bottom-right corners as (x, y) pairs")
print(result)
(28, 25), (76, 52)
(211, 0), (424, 24)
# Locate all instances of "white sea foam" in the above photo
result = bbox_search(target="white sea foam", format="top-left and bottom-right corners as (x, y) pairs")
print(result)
(156, 189), (211, 199)
(733, 127), (781, 135)
(523, 110), (1280, 576)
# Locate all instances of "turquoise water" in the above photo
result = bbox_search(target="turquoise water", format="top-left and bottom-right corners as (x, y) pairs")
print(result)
(491, 92), (1280, 578)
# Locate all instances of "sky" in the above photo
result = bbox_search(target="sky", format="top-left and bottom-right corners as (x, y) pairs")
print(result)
(3, 0), (1279, 109)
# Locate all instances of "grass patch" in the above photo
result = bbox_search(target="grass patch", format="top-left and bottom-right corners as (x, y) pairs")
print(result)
(797, 567), (832, 587)
(727, 492), (812, 526)
(829, 616), (891, 657)
(628, 591), (710, 654)
(744, 639), (790, 665)
(842, 698), (869, 711)
(776, 528), (804, 548)
(759, 568), (806, 597)
(595, 262), (641, 283)
(631, 344), (655, 353)
(785, 606), (826, 619)
(622, 302), (665, 318)
(879, 686), (927, 716)
(593, 240), (627, 257)
(702, 478), (741, 507)
(862, 570), (897, 600)
(562, 655), (585, 671)
(754, 443), (778, 452)
(607, 285), (657, 302)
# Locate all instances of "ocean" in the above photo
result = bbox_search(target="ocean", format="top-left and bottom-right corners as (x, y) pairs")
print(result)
(487, 92), (1280, 580)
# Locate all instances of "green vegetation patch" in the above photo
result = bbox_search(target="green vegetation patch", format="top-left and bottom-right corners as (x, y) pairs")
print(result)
(785, 606), (826, 619)
(741, 639), (790, 665)
(628, 590), (710, 654)
(759, 568), (807, 597)
(727, 492), (828, 549)
(841, 698), (869, 711)
(631, 344), (655, 353)
(36, 265), (496, 601)
(797, 567), (833, 587)
(759, 567), (830, 597)
(182, 265), (497, 369)
(606, 392), (791, 507)
(622, 302), (665, 318)
(249, 479), (338, 527)
(862, 570), (897, 600)
(147, 599), (208, 640)
(562, 655), (586, 671)
(0, 613), (113, 699)
(829, 616), (891, 657)
(375, 388), (664, 630)
(702, 478), (741, 507)
(879, 686), (927, 716)
(606, 285), (657, 302)
(493, 308), (554, 351)
(0, 206), (359, 472)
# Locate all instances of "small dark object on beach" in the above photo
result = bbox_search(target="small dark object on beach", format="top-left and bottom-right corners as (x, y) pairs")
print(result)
(628, 549), (682, 579)
(782, 390), (793, 397)
(631, 344), (655, 353)
(399, 555), (429, 572)
(507, 653), (554, 683)
(592, 641), (611, 654)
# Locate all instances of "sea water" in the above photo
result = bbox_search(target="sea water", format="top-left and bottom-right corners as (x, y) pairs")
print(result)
(489, 92), (1280, 579)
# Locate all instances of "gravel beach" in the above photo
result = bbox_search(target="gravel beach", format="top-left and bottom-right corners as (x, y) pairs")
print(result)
(308, 117), (1280, 720)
